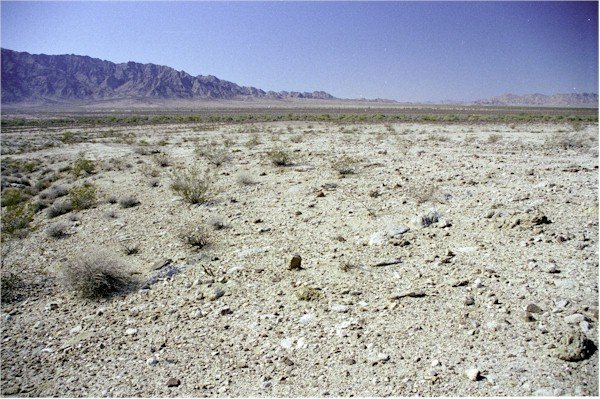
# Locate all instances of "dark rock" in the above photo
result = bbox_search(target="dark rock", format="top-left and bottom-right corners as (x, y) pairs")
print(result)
(557, 331), (597, 361)
(167, 378), (181, 387)
(288, 254), (303, 270)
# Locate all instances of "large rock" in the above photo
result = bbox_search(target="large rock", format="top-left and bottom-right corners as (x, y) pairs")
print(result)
(556, 330), (596, 361)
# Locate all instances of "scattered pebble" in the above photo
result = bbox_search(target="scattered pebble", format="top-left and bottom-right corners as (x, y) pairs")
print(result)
(465, 368), (481, 381)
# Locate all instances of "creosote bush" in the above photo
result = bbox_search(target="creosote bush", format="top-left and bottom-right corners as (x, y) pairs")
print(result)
(170, 167), (214, 204)
(69, 183), (97, 210)
(60, 251), (131, 299)
(71, 157), (96, 177)
(1, 188), (30, 207)
(1, 202), (35, 237)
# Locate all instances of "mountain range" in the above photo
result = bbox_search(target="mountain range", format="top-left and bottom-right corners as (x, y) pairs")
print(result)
(1, 49), (597, 107)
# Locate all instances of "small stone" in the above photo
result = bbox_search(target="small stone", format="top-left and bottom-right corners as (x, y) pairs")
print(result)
(465, 368), (481, 381)
(288, 254), (303, 270)
(167, 377), (181, 387)
(331, 304), (350, 313)
(316, 191), (325, 198)
(281, 337), (294, 350)
(565, 313), (585, 324)
(207, 287), (225, 301)
(125, 328), (137, 335)
(146, 356), (158, 366)
(45, 303), (59, 311)
(191, 309), (204, 318)
(474, 278), (484, 288)
(524, 311), (536, 322)
(580, 321), (591, 333)
(526, 303), (543, 314)
(344, 358), (356, 365)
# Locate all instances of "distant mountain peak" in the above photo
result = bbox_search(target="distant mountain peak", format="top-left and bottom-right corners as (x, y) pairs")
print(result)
(0, 48), (336, 104)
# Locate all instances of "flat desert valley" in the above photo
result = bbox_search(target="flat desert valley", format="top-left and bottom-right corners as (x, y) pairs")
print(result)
(1, 107), (598, 396)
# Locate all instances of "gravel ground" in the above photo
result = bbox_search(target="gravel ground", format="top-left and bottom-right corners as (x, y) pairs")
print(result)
(1, 121), (598, 396)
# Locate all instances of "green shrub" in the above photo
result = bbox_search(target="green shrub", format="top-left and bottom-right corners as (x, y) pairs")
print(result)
(1, 202), (35, 237)
(69, 184), (97, 210)
(170, 167), (215, 204)
(71, 157), (96, 177)
(1, 188), (30, 207)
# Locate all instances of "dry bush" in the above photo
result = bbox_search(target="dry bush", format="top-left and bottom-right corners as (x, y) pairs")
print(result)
(411, 183), (440, 205)
(45, 222), (68, 239)
(267, 148), (292, 166)
(180, 224), (210, 249)
(60, 251), (132, 299)
(152, 153), (171, 167)
(289, 135), (304, 143)
(332, 156), (358, 175)
(170, 167), (215, 204)
(2, 202), (35, 237)
(487, 133), (502, 144)
(545, 132), (596, 150)
(206, 215), (226, 230)
(71, 157), (96, 177)
(246, 135), (262, 148)
(119, 196), (140, 209)
(236, 172), (256, 185)
(196, 143), (230, 166)
(46, 199), (73, 218)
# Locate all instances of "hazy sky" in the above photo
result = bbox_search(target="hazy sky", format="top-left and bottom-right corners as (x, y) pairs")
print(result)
(1, 1), (597, 102)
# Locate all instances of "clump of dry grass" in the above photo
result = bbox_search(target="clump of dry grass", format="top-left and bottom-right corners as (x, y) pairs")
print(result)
(487, 133), (502, 144)
(206, 215), (226, 230)
(153, 152), (171, 167)
(119, 196), (140, 209)
(45, 222), (68, 239)
(545, 132), (596, 150)
(236, 172), (256, 185)
(196, 143), (230, 166)
(60, 251), (132, 299)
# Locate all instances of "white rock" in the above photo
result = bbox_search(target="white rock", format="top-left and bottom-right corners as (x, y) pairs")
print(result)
(299, 314), (315, 324)
(125, 328), (138, 335)
(280, 338), (294, 350)
(331, 304), (350, 313)
(565, 313), (585, 324)
(69, 325), (83, 335)
(580, 321), (591, 333)
(465, 368), (480, 381)
(296, 337), (306, 349)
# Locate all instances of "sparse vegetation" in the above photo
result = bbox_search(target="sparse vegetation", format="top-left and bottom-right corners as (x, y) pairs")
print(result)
(170, 167), (215, 204)
(332, 156), (358, 175)
(180, 224), (210, 249)
(487, 133), (502, 144)
(236, 172), (256, 185)
(545, 132), (596, 150)
(153, 152), (171, 167)
(267, 148), (292, 166)
(60, 251), (132, 299)
(206, 215), (226, 230)
(46, 199), (74, 218)
(1, 188), (30, 207)
(45, 222), (68, 239)
(1, 202), (35, 237)
(119, 196), (140, 208)
(71, 157), (96, 177)
(69, 183), (97, 210)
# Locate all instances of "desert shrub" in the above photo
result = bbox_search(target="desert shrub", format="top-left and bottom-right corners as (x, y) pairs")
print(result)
(119, 196), (140, 209)
(120, 242), (140, 255)
(69, 184), (97, 210)
(246, 135), (261, 148)
(545, 132), (595, 150)
(71, 157), (96, 177)
(196, 143), (229, 166)
(1, 188), (30, 207)
(106, 195), (118, 204)
(487, 133), (502, 144)
(153, 153), (171, 167)
(332, 156), (358, 175)
(46, 199), (73, 218)
(148, 178), (160, 187)
(267, 148), (292, 166)
(236, 172), (256, 185)
(1, 203), (35, 237)
(40, 185), (69, 201)
(170, 167), (214, 204)
(464, 135), (476, 144)
(290, 135), (304, 143)
(60, 251), (131, 299)
(104, 209), (118, 219)
(1, 272), (23, 302)
(45, 222), (68, 239)
(180, 224), (210, 249)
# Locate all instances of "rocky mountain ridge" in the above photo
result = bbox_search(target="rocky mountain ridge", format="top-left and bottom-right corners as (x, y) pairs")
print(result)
(1, 49), (335, 104)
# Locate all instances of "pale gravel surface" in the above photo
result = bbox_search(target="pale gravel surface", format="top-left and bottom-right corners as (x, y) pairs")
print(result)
(1, 121), (598, 397)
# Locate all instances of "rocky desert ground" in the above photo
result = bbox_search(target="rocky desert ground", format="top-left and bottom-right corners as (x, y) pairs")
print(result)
(1, 117), (598, 397)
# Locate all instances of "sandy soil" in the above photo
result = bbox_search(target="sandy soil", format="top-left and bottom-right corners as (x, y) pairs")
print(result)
(1, 121), (598, 396)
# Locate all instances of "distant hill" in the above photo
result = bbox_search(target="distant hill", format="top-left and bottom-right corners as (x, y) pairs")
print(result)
(0, 48), (335, 104)
(474, 92), (598, 107)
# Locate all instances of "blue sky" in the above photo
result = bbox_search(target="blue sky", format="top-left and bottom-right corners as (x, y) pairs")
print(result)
(1, 1), (597, 102)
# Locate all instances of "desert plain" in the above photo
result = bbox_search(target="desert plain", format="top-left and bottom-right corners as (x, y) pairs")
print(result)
(0, 107), (598, 396)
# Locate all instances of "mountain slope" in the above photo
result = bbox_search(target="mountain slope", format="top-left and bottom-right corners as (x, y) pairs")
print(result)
(1, 49), (335, 103)
(474, 92), (598, 107)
